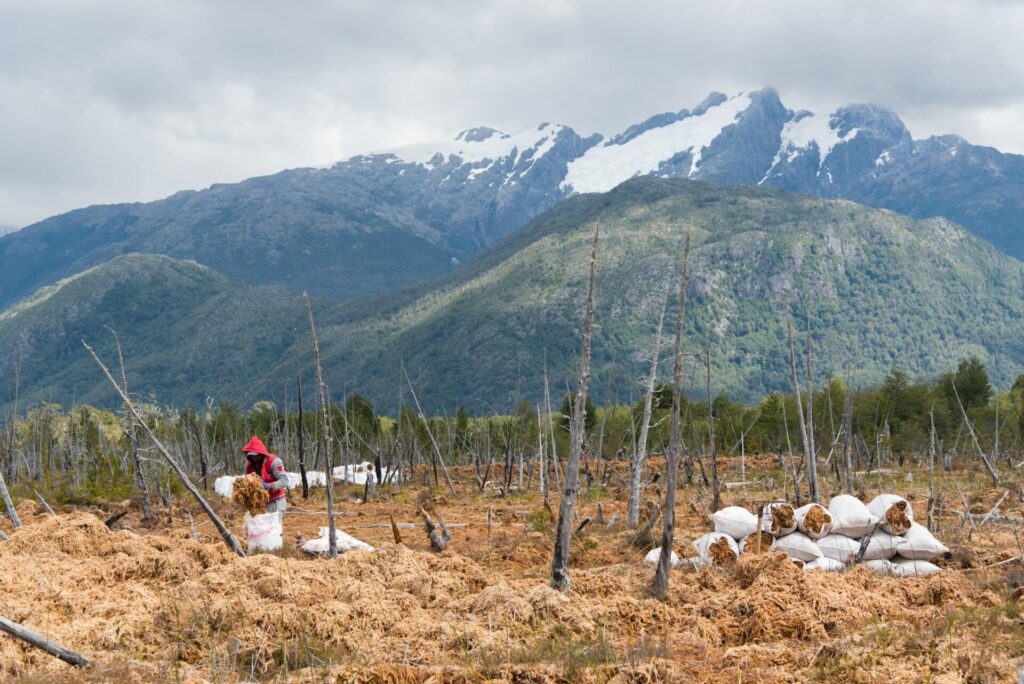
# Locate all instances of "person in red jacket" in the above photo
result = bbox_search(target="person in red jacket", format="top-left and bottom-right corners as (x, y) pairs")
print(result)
(242, 436), (289, 513)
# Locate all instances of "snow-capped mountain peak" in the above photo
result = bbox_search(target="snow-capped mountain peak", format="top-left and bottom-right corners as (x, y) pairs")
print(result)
(369, 122), (571, 173)
(561, 92), (755, 193)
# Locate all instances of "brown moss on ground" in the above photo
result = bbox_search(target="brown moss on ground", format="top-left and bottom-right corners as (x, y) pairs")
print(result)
(231, 473), (268, 515)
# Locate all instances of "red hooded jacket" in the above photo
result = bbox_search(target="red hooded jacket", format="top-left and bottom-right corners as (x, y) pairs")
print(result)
(242, 436), (286, 501)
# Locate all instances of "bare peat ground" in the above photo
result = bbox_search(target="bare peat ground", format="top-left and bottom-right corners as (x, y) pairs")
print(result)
(2, 456), (1023, 683)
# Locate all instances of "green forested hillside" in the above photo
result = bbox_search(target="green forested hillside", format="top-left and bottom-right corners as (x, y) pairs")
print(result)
(305, 178), (1024, 412)
(2, 178), (1023, 413)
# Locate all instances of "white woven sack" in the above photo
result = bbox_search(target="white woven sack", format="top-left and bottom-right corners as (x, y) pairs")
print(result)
(794, 503), (833, 539)
(816, 534), (861, 563)
(897, 523), (949, 561)
(692, 532), (739, 563)
(828, 495), (879, 538)
(770, 531), (823, 561)
(761, 501), (797, 537)
(643, 547), (680, 566)
(301, 527), (374, 555)
(892, 558), (941, 577)
(863, 559), (894, 575)
(804, 557), (844, 572)
(862, 529), (908, 561)
(244, 511), (283, 552)
(711, 506), (759, 540)
(868, 494), (914, 535)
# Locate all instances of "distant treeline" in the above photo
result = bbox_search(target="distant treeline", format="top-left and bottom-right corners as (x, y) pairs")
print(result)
(0, 356), (1017, 504)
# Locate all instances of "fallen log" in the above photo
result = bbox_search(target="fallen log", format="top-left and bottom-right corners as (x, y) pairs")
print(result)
(0, 616), (89, 667)
(954, 510), (1024, 527)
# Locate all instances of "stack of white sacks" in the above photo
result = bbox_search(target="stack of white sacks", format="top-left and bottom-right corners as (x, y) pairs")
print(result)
(644, 494), (949, 577)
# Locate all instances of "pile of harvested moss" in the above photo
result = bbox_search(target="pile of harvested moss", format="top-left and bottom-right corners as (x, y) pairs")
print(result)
(802, 504), (832, 535)
(770, 503), (795, 534)
(231, 473), (268, 515)
(884, 500), (912, 534)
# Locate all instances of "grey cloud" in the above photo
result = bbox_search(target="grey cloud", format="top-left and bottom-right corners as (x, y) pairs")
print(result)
(1, 0), (1022, 227)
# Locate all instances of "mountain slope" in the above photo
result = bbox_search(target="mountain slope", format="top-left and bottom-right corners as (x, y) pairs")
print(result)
(305, 177), (1024, 412)
(4, 87), (1024, 315)
(0, 253), (306, 407)
(3, 181), (1022, 412)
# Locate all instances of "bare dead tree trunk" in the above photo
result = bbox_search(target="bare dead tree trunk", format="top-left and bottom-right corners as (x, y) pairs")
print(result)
(403, 367), (457, 496)
(305, 293), (337, 558)
(707, 345), (720, 512)
(804, 299), (819, 502)
(294, 331), (309, 499)
(843, 374), (854, 495)
(652, 232), (691, 600)
(950, 381), (1000, 485)
(787, 317), (813, 500)
(0, 347), (22, 529)
(629, 289), (668, 528)
(420, 508), (451, 552)
(108, 327), (153, 522)
(551, 224), (600, 592)
(83, 340), (245, 557)
(928, 405), (937, 532)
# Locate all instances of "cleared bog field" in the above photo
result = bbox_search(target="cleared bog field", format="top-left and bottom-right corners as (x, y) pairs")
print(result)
(2, 457), (1023, 683)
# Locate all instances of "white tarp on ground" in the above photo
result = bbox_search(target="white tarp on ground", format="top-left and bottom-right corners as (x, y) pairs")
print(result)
(213, 461), (401, 499)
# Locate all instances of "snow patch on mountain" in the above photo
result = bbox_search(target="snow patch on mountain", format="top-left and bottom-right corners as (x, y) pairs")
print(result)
(373, 123), (567, 175)
(560, 93), (754, 194)
(781, 111), (859, 168)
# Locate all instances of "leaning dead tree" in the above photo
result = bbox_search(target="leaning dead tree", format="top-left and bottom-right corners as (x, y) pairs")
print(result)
(629, 288), (669, 528)
(83, 340), (246, 557)
(551, 223), (600, 592)
(305, 293), (338, 558)
(652, 232), (691, 600)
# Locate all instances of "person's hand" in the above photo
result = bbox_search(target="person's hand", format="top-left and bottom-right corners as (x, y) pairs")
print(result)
(262, 482), (272, 491)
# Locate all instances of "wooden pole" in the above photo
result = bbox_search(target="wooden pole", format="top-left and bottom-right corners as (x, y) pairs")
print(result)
(0, 616), (89, 667)
(83, 340), (246, 557)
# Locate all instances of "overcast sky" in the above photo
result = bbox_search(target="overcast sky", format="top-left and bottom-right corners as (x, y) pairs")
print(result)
(1, 0), (1022, 228)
